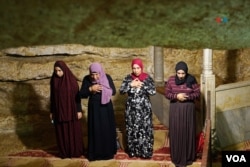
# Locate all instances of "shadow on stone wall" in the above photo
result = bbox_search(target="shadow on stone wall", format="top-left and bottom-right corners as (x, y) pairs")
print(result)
(10, 82), (56, 149)
(225, 50), (238, 84)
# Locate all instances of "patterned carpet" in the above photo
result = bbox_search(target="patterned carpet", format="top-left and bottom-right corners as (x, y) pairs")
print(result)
(0, 124), (202, 167)
(1, 147), (203, 167)
(2, 147), (202, 167)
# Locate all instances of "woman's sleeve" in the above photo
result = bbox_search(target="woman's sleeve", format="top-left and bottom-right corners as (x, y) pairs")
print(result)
(187, 83), (200, 100)
(143, 76), (156, 96)
(107, 74), (116, 95)
(119, 75), (131, 94)
(79, 75), (91, 98)
(76, 91), (82, 112)
(165, 77), (178, 101)
(50, 86), (55, 113)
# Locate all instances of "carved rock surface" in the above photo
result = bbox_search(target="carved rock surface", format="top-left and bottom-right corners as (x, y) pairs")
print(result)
(1, 44), (250, 155)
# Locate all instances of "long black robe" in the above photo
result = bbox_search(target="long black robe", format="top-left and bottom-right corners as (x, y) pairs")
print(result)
(80, 74), (117, 161)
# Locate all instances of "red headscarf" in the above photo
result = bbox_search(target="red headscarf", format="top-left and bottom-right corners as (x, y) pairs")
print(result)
(50, 60), (79, 122)
(131, 58), (148, 81)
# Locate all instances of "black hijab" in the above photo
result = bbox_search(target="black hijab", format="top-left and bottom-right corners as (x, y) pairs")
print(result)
(175, 61), (197, 88)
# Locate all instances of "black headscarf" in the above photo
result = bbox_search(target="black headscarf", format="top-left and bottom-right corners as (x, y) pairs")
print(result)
(175, 61), (197, 88)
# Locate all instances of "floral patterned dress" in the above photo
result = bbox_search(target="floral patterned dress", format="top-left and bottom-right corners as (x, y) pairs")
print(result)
(119, 74), (156, 158)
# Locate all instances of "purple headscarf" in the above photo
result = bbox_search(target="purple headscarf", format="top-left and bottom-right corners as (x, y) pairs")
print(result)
(89, 62), (112, 104)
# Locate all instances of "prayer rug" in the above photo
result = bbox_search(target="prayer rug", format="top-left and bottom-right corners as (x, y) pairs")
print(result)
(2, 146), (202, 167)
(1, 124), (202, 167)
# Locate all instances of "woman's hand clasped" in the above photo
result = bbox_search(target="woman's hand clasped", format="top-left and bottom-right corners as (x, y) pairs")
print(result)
(177, 93), (189, 101)
(131, 78), (143, 88)
(90, 84), (102, 93)
(77, 112), (82, 119)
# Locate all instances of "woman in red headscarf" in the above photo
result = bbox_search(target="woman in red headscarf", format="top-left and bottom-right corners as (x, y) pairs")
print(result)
(50, 60), (84, 158)
(119, 58), (156, 159)
(79, 62), (117, 161)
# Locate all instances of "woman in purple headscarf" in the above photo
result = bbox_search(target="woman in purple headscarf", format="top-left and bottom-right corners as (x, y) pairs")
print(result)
(79, 62), (117, 161)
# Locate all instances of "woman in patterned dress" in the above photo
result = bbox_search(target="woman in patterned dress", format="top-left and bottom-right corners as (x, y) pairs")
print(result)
(119, 58), (156, 159)
(165, 61), (200, 167)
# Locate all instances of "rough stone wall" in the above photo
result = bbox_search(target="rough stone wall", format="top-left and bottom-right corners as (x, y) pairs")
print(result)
(1, 44), (250, 155)
(0, 45), (155, 155)
(163, 48), (250, 86)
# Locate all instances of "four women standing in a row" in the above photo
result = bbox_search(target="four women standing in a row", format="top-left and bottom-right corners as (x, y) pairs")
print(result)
(50, 59), (200, 166)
